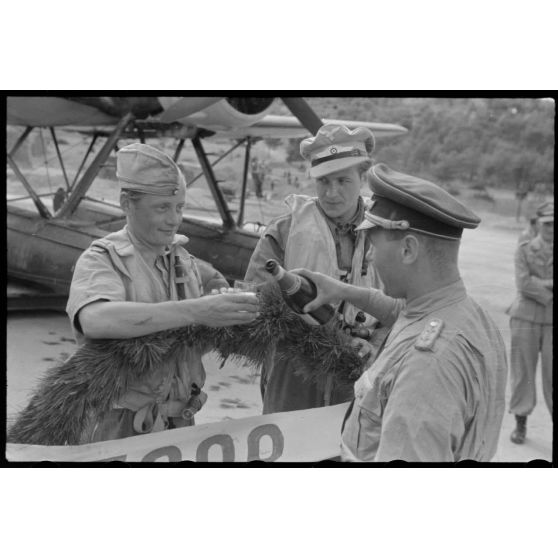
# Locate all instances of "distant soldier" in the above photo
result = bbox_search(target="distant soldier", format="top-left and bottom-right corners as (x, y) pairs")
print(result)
(515, 182), (530, 222)
(508, 202), (553, 444)
(251, 157), (265, 198)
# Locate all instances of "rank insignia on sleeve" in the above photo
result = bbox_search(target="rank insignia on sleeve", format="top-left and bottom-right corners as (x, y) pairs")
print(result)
(414, 318), (444, 351)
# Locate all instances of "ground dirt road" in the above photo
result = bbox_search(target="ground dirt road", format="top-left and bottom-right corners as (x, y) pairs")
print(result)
(6, 210), (553, 462)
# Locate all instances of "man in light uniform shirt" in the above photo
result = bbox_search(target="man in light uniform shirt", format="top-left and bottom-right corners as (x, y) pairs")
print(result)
(300, 164), (508, 462)
(67, 143), (259, 442)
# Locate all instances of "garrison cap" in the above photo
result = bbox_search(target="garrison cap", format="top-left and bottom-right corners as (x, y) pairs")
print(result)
(300, 124), (374, 178)
(536, 201), (554, 223)
(356, 163), (481, 240)
(116, 143), (186, 196)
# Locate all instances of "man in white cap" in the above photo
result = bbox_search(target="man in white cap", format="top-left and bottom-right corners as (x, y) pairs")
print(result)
(300, 164), (508, 461)
(507, 201), (553, 444)
(67, 143), (259, 442)
(245, 124), (396, 414)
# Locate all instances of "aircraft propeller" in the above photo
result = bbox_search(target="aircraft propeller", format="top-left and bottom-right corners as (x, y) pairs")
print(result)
(279, 97), (323, 135)
(159, 97), (225, 123)
(158, 96), (324, 135)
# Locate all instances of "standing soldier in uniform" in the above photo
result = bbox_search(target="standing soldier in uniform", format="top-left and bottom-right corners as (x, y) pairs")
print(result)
(508, 203), (553, 444)
(245, 125), (398, 414)
(299, 164), (508, 461)
(66, 143), (260, 442)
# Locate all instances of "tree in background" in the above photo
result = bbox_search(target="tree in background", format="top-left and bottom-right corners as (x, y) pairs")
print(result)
(264, 138), (282, 150)
(286, 137), (305, 163)
(306, 97), (554, 197)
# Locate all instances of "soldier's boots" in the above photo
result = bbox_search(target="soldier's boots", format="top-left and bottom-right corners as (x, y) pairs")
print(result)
(510, 415), (527, 444)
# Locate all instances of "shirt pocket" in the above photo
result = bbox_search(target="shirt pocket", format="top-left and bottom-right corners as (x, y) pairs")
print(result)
(343, 404), (382, 462)
(526, 250), (546, 276)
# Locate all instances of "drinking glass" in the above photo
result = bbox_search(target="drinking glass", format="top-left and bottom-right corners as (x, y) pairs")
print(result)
(233, 280), (257, 293)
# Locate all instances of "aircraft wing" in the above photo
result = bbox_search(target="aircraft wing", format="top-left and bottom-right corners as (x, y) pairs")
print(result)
(212, 114), (408, 139)
(7, 97), (407, 140)
(7, 97), (121, 127)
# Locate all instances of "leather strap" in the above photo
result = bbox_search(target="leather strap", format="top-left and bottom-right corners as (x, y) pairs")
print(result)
(133, 402), (168, 434)
(132, 399), (193, 434)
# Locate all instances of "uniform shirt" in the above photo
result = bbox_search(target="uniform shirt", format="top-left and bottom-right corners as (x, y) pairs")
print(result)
(507, 235), (553, 324)
(341, 279), (508, 462)
(67, 226), (225, 412)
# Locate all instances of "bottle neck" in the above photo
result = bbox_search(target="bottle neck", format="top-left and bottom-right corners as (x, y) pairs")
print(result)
(275, 265), (302, 295)
(284, 273), (302, 296)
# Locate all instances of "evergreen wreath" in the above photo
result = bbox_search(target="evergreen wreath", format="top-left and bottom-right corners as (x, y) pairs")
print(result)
(8, 282), (365, 446)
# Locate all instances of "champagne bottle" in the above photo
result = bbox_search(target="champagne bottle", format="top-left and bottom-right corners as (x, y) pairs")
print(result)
(265, 259), (336, 326)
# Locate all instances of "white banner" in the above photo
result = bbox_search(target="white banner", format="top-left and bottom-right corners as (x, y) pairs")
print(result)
(6, 403), (350, 463)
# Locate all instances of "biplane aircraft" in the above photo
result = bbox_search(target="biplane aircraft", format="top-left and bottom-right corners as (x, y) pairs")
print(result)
(6, 96), (408, 311)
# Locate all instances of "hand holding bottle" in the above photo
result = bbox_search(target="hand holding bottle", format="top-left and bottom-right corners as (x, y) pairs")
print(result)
(289, 268), (346, 314)
(265, 260), (335, 326)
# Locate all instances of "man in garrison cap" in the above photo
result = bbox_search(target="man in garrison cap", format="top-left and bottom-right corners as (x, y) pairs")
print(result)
(67, 143), (259, 442)
(299, 164), (508, 461)
(245, 124), (397, 414)
(507, 202), (553, 444)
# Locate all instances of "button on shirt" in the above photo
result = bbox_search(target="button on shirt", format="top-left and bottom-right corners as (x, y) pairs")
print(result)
(341, 279), (508, 462)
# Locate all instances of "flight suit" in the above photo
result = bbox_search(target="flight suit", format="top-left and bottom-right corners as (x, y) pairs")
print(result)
(341, 280), (508, 462)
(507, 235), (553, 417)
(245, 195), (395, 414)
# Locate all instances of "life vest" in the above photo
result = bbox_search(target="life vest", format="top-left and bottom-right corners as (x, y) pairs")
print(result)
(283, 194), (384, 328)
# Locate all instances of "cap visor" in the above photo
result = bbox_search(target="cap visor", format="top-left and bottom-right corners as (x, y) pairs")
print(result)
(309, 156), (369, 179)
(355, 219), (378, 232)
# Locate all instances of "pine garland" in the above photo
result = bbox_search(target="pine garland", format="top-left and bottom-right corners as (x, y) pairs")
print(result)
(7, 282), (364, 446)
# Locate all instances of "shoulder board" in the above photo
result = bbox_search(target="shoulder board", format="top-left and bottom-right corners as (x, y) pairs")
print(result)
(90, 239), (110, 253)
(414, 318), (444, 351)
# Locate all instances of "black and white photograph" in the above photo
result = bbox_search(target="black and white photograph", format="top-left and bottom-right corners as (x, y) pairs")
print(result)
(1, 2), (556, 552)
(5, 95), (554, 464)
